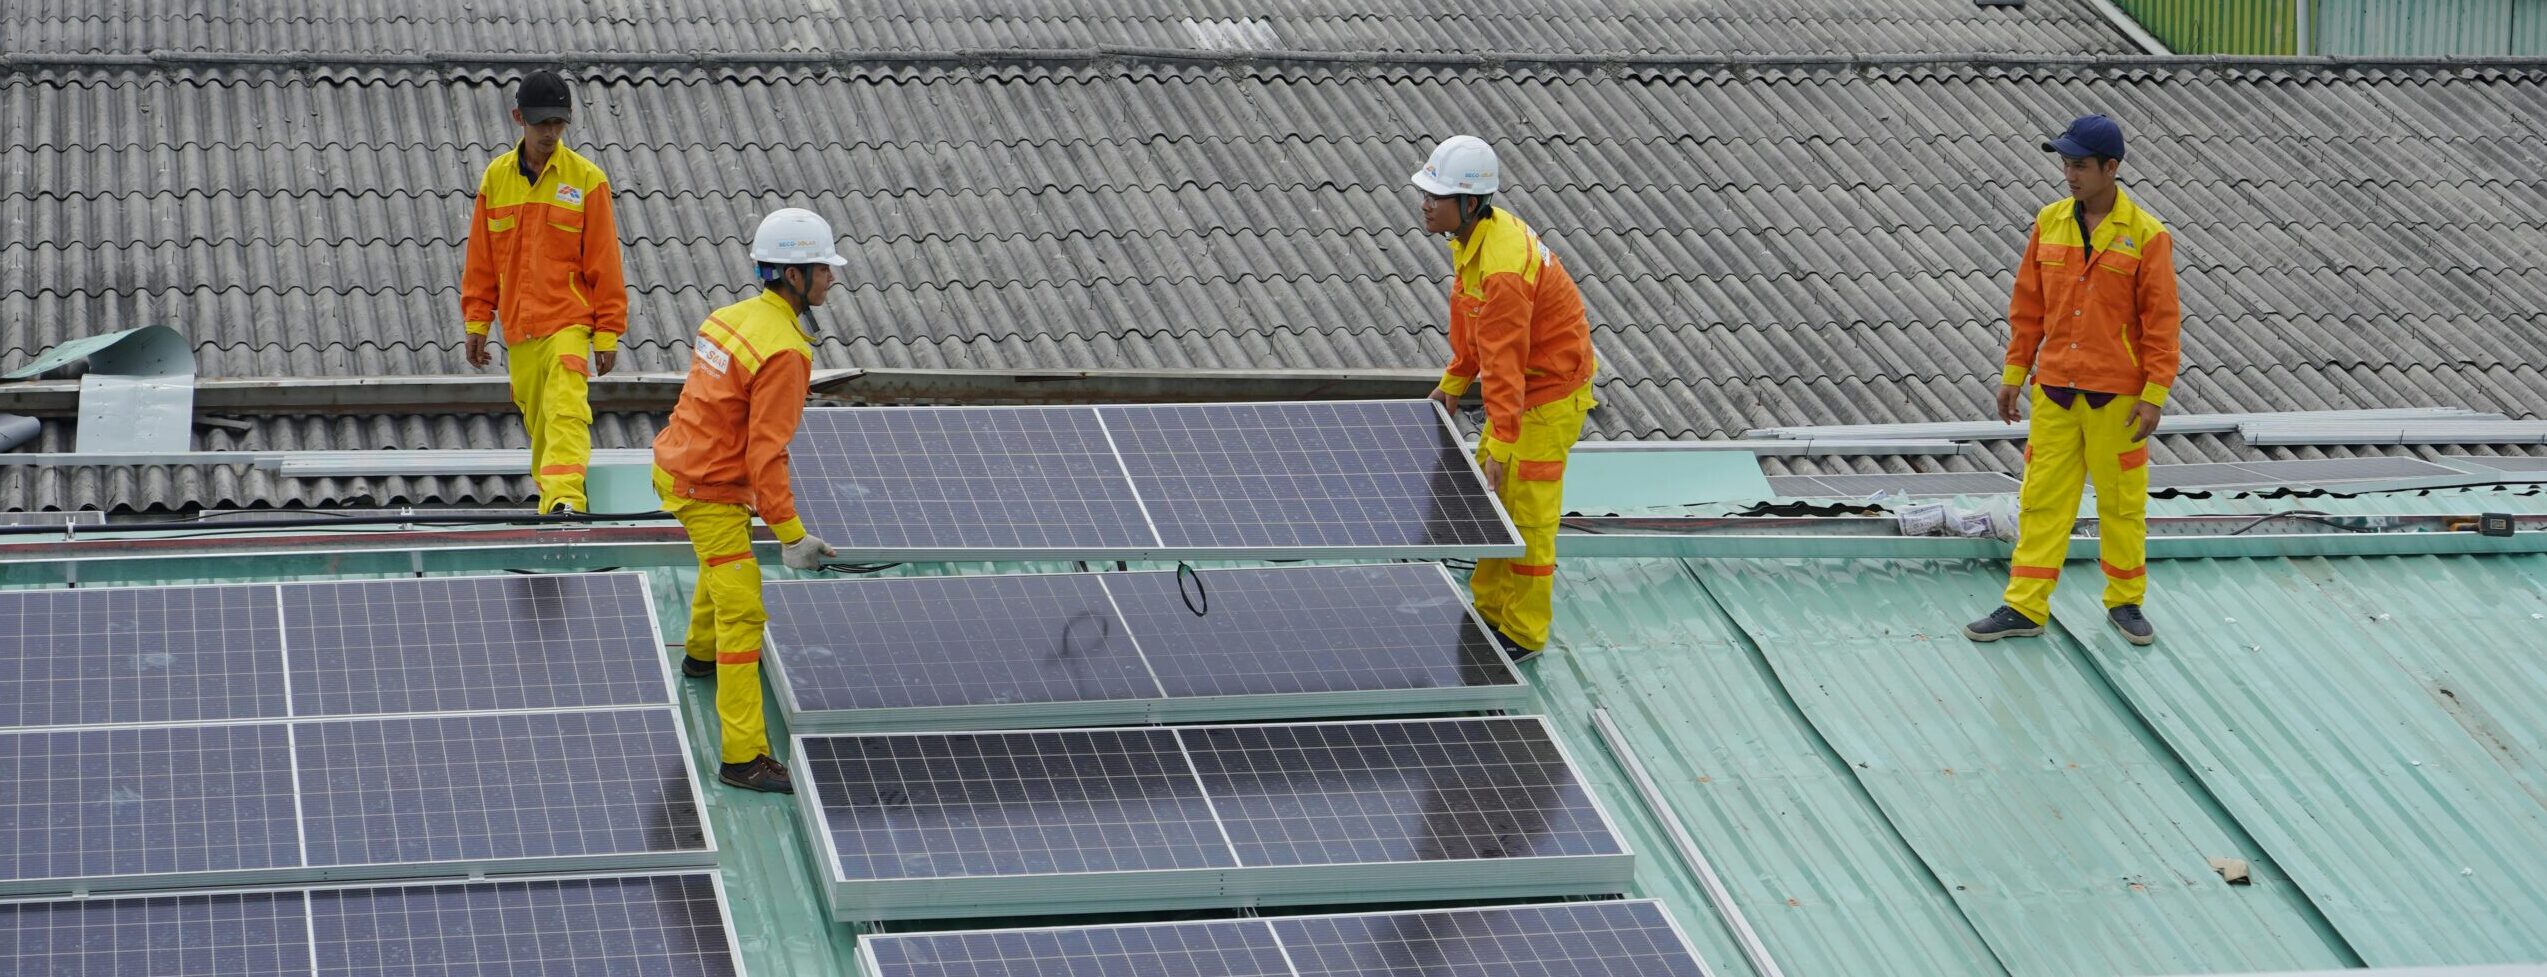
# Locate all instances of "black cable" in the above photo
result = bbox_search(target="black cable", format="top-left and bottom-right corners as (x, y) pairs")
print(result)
(817, 562), (903, 574)
(1176, 561), (1208, 616)
(2223, 510), (2375, 536)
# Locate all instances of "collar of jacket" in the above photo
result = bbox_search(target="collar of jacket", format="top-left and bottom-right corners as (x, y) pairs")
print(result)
(2074, 186), (2145, 255)
(753, 284), (817, 338)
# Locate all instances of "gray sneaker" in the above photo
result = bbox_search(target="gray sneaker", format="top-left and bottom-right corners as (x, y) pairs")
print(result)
(1963, 606), (2045, 642)
(2109, 605), (2156, 646)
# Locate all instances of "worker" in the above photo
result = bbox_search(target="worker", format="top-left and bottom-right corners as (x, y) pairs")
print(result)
(1412, 135), (1597, 664)
(1966, 114), (2180, 647)
(652, 208), (844, 793)
(460, 69), (629, 515)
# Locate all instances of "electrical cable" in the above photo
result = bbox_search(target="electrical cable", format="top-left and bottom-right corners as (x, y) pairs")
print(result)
(1176, 561), (1208, 616)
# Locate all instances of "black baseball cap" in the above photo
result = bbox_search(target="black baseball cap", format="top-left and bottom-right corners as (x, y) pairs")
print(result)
(516, 70), (572, 124)
(2042, 114), (2125, 161)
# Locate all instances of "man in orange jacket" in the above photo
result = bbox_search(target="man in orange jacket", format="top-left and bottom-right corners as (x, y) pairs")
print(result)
(1413, 135), (1598, 664)
(1966, 114), (2181, 647)
(460, 70), (629, 514)
(652, 208), (843, 794)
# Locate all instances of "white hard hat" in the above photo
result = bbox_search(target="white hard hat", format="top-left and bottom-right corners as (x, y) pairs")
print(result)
(1411, 135), (1499, 196)
(749, 208), (848, 267)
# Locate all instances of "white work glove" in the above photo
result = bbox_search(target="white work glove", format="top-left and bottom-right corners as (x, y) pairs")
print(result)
(781, 534), (837, 571)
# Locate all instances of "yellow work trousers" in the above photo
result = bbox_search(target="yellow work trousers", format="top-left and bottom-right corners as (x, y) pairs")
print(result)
(655, 467), (771, 765)
(2003, 388), (2150, 624)
(1471, 382), (1596, 651)
(507, 327), (594, 513)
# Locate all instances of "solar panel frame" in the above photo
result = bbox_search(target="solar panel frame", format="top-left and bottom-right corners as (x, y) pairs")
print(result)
(784, 401), (1523, 562)
(763, 564), (1530, 734)
(0, 571), (716, 897)
(794, 716), (1634, 921)
(0, 871), (748, 977)
(855, 899), (1714, 977)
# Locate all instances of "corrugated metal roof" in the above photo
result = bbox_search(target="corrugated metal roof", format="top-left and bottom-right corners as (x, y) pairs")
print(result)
(8, 56), (2547, 510)
(2046, 554), (2547, 966)
(0, 0), (2136, 57)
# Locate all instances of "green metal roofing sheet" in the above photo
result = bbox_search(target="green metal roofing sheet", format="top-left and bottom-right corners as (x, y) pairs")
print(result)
(2048, 555), (2547, 966)
(1697, 559), (2355, 975)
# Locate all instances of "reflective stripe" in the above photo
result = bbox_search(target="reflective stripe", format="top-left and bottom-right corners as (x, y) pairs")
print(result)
(538, 464), (586, 476)
(2101, 560), (2147, 580)
(2010, 564), (2061, 580)
(1518, 459), (1566, 481)
(2118, 445), (2149, 471)
(705, 551), (755, 568)
(1510, 561), (1557, 578)
(2023, 443), (2033, 462)
(560, 354), (589, 376)
(716, 649), (761, 665)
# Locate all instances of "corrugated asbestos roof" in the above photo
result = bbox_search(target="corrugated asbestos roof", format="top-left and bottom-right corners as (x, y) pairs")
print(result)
(8, 53), (2547, 511)
(0, 0), (2137, 57)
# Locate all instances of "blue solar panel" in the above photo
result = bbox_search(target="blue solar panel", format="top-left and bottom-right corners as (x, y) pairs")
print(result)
(284, 574), (666, 717)
(862, 901), (1711, 977)
(765, 573), (1156, 712)
(791, 407), (1155, 552)
(309, 874), (737, 976)
(0, 873), (741, 977)
(1099, 401), (1512, 551)
(1, 574), (665, 730)
(1104, 564), (1512, 698)
(0, 889), (306, 976)
(867, 918), (1290, 977)
(295, 710), (705, 868)
(801, 729), (1237, 880)
(784, 402), (1519, 559)
(1178, 718), (1623, 867)
(0, 584), (285, 729)
(0, 724), (301, 885)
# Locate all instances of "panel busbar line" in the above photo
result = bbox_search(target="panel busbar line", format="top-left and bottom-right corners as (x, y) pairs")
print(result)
(0, 572), (670, 732)
(794, 717), (1634, 920)
(859, 900), (1714, 977)
(763, 564), (1527, 733)
(784, 401), (1522, 562)
(0, 872), (746, 977)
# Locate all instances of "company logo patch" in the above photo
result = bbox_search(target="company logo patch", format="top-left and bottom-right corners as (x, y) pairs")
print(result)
(555, 184), (584, 205)
(695, 338), (733, 376)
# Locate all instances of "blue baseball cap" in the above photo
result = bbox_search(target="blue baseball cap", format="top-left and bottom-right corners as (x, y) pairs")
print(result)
(2042, 114), (2125, 160)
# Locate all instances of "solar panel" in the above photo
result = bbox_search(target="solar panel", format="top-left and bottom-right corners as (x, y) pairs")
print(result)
(285, 574), (667, 717)
(766, 573), (1157, 715)
(0, 724), (302, 885)
(790, 406), (1154, 552)
(308, 873), (738, 976)
(0, 872), (742, 977)
(0, 889), (307, 977)
(860, 900), (1712, 977)
(0, 584), (285, 728)
(784, 401), (1521, 561)
(1, 709), (712, 894)
(296, 709), (706, 869)
(764, 564), (1526, 733)
(1103, 564), (1512, 700)
(1, 573), (668, 731)
(1099, 401), (1513, 551)
(795, 717), (1632, 920)
(1179, 719), (1622, 868)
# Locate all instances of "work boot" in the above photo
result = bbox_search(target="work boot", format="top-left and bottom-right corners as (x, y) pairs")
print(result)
(1963, 606), (2045, 642)
(2108, 605), (2156, 646)
(680, 656), (715, 680)
(719, 755), (794, 794)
